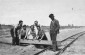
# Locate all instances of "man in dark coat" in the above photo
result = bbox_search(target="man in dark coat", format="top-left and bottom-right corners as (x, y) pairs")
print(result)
(15, 20), (23, 45)
(49, 14), (60, 51)
(10, 20), (23, 45)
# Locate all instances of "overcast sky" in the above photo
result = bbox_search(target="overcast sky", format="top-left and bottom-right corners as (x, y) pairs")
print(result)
(0, 0), (85, 26)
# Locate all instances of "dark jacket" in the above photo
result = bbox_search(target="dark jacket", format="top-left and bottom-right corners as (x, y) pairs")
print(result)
(50, 19), (60, 34)
(15, 24), (22, 37)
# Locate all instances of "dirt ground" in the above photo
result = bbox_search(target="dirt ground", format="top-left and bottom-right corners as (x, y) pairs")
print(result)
(0, 28), (85, 55)
(62, 34), (85, 55)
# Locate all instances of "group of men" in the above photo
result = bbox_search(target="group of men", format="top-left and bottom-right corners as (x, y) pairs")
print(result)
(10, 13), (60, 52)
(10, 19), (47, 45)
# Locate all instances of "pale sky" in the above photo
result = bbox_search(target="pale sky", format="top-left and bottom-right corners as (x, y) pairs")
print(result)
(0, 0), (85, 26)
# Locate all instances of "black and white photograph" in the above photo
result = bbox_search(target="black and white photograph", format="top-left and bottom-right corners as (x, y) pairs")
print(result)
(0, 0), (85, 55)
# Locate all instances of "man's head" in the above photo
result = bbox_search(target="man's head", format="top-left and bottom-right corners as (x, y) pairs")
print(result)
(30, 25), (34, 31)
(34, 20), (38, 26)
(19, 20), (23, 26)
(49, 14), (54, 20)
(23, 25), (26, 30)
(37, 26), (41, 31)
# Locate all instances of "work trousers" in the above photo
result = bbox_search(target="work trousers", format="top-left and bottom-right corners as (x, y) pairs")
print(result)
(11, 28), (20, 45)
(12, 37), (19, 45)
(50, 32), (58, 51)
(12, 37), (16, 45)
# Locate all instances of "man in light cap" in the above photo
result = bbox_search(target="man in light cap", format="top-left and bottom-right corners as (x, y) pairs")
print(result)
(49, 14), (60, 51)
(33, 20), (40, 39)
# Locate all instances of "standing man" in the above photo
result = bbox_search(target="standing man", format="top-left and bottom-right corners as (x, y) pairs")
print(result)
(15, 20), (23, 45)
(49, 14), (60, 51)
(10, 20), (23, 45)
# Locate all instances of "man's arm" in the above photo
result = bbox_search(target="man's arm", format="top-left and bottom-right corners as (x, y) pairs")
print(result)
(55, 20), (60, 32)
(18, 30), (21, 39)
(50, 21), (52, 33)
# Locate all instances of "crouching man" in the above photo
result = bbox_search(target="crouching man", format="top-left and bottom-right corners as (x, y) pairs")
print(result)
(37, 26), (47, 41)
(19, 25), (27, 39)
(26, 25), (36, 40)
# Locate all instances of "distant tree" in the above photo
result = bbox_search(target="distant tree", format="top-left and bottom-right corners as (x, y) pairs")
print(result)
(68, 24), (71, 27)
(72, 24), (74, 27)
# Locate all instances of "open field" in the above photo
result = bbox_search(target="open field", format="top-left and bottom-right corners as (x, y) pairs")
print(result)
(0, 26), (85, 55)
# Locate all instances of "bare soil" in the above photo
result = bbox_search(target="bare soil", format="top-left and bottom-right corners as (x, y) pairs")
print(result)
(0, 28), (85, 55)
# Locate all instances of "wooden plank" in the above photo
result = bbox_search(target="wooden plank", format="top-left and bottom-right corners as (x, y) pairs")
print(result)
(20, 39), (61, 45)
